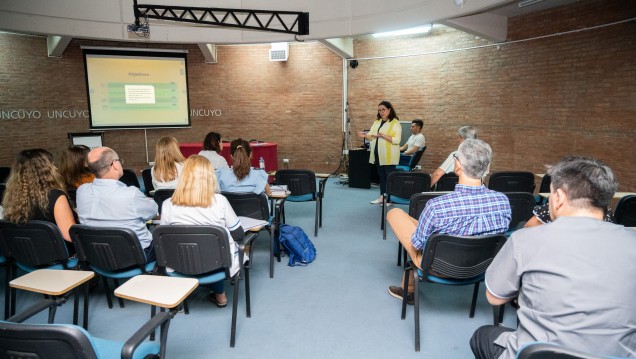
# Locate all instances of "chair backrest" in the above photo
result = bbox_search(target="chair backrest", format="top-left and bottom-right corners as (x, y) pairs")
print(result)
(0, 321), (98, 359)
(275, 170), (316, 197)
(407, 146), (427, 170)
(516, 342), (611, 359)
(0, 220), (71, 268)
(153, 189), (175, 214)
(538, 174), (552, 193)
(0, 183), (5, 203)
(386, 172), (431, 201)
(222, 192), (269, 221)
(66, 188), (77, 208)
(119, 169), (141, 189)
(615, 195), (636, 227)
(488, 171), (536, 193)
(435, 172), (459, 191)
(408, 192), (445, 220)
(504, 192), (536, 230)
(152, 225), (232, 276)
(0, 167), (11, 183)
(69, 225), (148, 272)
(141, 168), (154, 195)
(421, 233), (507, 279)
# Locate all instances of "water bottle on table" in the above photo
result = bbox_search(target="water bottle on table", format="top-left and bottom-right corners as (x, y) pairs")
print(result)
(259, 156), (265, 170)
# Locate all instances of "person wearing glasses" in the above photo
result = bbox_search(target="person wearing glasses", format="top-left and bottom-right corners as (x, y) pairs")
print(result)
(385, 139), (511, 304)
(357, 100), (402, 204)
(77, 147), (158, 263)
(429, 125), (477, 189)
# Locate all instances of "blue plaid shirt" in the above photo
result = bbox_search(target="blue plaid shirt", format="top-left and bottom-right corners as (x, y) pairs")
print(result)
(411, 184), (512, 249)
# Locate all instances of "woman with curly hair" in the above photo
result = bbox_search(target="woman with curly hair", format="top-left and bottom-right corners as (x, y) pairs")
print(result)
(217, 138), (270, 196)
(198, 131), (229, 170)
(2, 148), (78, 247)
(59, 145), (94, 189)
(151, 136), (186, 189)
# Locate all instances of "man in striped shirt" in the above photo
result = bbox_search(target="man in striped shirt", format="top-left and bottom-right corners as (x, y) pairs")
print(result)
(387, 139), (511, 304)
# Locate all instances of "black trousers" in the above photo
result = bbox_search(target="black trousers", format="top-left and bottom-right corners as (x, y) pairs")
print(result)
(470, 325), (515, 359)
(375, 152), (396, 196)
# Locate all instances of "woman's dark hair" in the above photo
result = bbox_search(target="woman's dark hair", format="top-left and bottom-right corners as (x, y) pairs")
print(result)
(203, 132), (222, 153)
(230, 138), (252, 181)
(376, 100), (399, 121)
(59, 145), (91, 189)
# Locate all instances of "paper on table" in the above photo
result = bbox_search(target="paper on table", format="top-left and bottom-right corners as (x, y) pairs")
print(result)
(238, 216), (268, 230)
(270, 185), (290, 196)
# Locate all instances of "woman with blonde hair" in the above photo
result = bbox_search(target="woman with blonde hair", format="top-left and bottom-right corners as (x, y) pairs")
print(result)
(151, 136), (186, 189)
(218, 138), (271, 195)
(160, 155), (245, 307)
(59, 145), (94, 189)
(2, 148), (78, 250)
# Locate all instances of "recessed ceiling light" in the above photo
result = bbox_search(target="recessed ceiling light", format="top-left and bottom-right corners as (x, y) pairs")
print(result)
(372, 24), (433, 38)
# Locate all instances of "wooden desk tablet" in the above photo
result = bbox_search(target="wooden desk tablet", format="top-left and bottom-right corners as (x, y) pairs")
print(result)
(10, 269), (94, 296)
(115, 275), (198, 309)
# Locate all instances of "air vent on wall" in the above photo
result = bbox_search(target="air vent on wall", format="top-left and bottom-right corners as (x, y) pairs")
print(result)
(269, 42), (289, 61)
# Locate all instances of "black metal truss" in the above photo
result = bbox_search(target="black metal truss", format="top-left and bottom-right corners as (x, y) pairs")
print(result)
(133, 1), (309, 35)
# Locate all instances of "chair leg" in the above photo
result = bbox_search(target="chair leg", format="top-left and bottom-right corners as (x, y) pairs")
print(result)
(72, 287), (79, 325)
(319, 197), (323, 228)
(314, 200), (319, 237)
(401, 266), (410, 320)
(83, 282), (90, 329)
(414, 271), (420, 352)
(245, 267), (251, 318)
(469, 282), (480, 318)
(4, 263), (12, 320)
(113, 279), (125, 308)
(150, 305), (157, 341)
(268, 229), (274, 278)
(103, 277), (113, 309)
(381, 200), (386, 231)
(183, 299), (189, 315)
(397, 243), (402, 266)
(230, 274), (240, 348)
(493, 304), (505, 326)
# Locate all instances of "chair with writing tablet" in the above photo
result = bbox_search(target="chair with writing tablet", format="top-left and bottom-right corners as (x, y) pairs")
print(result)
(488, 171), (536, 193)
(275, 170), (326, 237)
(382, 172), (431, 240)
(434, 172), (459, 191)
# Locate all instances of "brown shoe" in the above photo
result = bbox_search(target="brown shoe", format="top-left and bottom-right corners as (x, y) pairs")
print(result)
(388, 286), (414, 305)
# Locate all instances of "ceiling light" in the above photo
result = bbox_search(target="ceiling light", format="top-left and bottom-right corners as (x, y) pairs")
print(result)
(372, 24), (432, 38)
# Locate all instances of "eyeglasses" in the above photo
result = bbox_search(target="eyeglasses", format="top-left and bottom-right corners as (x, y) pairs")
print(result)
(452, 153), (461, 165)
(378, 108), (389, 113)
(112, 158), (125, 166)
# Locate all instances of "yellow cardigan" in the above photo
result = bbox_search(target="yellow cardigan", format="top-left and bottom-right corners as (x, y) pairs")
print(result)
(367, 118), (402, 166)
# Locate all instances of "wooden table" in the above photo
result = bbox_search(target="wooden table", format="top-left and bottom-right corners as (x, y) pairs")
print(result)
(10, 269), (94, 326)
(115, 275), (198, 309)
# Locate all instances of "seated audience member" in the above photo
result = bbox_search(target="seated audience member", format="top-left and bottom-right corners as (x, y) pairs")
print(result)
(398, 119), (426, 167)
(471, 157), (636, 359)
(386, 139), (511, 303)
(161, 155), (245, 307)
(429, 126), (477, 188)
(524, 201), (615, 227)
(2, 149), (78, 251)
(218, 138), (271, 196)
(151, 136), (186, 189)
(198, 131), (229, 171)
(60, 145), (94, 189)
(77, 147), (158, 263)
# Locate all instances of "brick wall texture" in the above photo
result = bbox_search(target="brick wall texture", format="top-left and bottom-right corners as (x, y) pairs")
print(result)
(0, 0), (635, 190)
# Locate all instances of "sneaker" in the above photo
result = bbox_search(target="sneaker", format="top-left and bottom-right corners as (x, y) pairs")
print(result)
(388, 286), (414, 305)
(370, 197), (383, 204)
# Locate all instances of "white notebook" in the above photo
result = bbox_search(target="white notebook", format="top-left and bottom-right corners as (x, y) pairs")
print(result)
(238, 216), (268, 231)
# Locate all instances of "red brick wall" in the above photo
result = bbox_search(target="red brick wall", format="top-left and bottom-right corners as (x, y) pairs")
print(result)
(0, 0), (634, 190)
(348, 0), (636, 190)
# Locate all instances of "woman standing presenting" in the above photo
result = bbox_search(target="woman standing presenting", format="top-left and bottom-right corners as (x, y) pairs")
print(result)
(357, 100), (402, 204)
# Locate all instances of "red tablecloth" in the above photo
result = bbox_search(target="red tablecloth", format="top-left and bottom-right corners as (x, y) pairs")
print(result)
(179, 142), (278, 172)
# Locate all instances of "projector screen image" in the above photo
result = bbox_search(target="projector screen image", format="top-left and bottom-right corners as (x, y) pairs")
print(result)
(83, 48), (191, 129)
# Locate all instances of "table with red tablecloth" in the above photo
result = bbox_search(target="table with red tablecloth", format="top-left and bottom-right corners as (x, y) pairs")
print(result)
(179, 142), (278, 173)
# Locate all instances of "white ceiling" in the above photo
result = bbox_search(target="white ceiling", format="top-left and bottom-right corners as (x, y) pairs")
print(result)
(0, 0), (575, 44)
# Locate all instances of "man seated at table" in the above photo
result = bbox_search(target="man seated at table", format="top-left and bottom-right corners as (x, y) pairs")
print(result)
(386, 139), (511, 304)
(77, 147), (158, 263)
(470, 156), (636, 359)
(398, 119), (426, 167)
(429, 125), (477, 188)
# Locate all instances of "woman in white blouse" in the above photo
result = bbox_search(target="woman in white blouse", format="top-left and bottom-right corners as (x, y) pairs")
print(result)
(198, 131), (229, 171)
(151, 136), (186, 189)
(160, 155), (245, 307)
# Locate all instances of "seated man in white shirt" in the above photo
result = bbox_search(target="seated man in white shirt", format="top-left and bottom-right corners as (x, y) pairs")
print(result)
(429, 125), (477, 188)
(398, 119), (426, 167)
(77, 147), (158, 263)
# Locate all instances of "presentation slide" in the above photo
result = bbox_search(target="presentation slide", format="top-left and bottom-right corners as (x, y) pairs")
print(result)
(83, 49), (191, 129)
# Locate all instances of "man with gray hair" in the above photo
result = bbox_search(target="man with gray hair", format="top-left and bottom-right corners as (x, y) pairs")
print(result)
(471, 157), (636, 359)
(386, 139), (511, 303)
(76, 147), (158, 262)
(430, 125), (477, 188)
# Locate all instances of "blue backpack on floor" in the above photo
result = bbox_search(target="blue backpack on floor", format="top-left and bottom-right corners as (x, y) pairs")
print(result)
(276, 224), (316, 266)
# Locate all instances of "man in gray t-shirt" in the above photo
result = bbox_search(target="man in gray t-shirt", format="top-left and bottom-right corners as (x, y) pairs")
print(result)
(470, 157), (636, 359)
